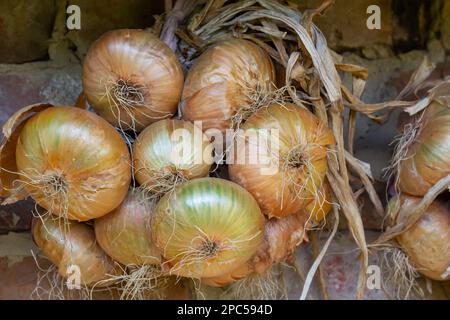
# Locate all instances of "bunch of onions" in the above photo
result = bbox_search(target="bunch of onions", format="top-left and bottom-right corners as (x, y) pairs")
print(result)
(229, 103), (335, 218)
(395, 101), (450, 196)
(1, 105), (131, 221)
(132, 119), (213, 195)
(32, 217), (117, 287)
(390, 195), (450, 281)
(83, 29), (184, 132)
(151, 177), (265, 279)
(181, 39), (276, 135)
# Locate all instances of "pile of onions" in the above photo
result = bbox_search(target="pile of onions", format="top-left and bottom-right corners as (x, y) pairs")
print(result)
(32, 217), (117, 287)
(151, 177), (265, 279)
(83, 29), (184, 131)
(132, 119), (213, 194)
(390, 195), (450, 281)
(1, 105), (131, 221)
(181, 39), (275, 134)
(396, 102), (450, 196)
(95, 188), (161, 266)
(229, 103), (335, 218)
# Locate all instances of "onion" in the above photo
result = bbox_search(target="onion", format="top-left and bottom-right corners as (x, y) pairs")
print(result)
(202, 211), (308, 287)
(95, 189), (161, 266)
(392, 195), (450, 281)
(396, 102), (450, 196)
(32, 217), (117, 287)
(181, 39), (275, 134)
(132, 119), (213, 195)
(12, 106), (131, 221)
(151, 177), (265, 279)
(229, 103), (335, 218)
(306, 181), (333, 224)
(83, 29), (184, 131)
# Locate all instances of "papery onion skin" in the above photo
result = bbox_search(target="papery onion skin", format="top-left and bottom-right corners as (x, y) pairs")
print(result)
(15, 107), (131, 221)
(398, 102), (450, 196)
(132, 119), (213, 192)
(202, 211), (308, 287)
(151, 177), (265, 279)
(95, 189), (161, 266)
(181, 39), (275, 134)
(394, 195), (450, 281)
(83, 29), (184, 131)
(32, 217), (117, 287)
(229, 103), (335, 218)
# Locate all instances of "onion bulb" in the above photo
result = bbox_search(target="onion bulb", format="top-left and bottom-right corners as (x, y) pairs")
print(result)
(229, 103), (334, 218)
(11, 106), (131, 221)
(83, 29), (184, 131)
(396, 102), (450, 196)
(181, 39), (275, 134)
(151, 177), (265, 279)
(32, 217), (117, 287)
(132, 119), (213, 195)
(392, 195), (450, 281)
(95, 189), (161, 266)
(0, 106), (132, 221)
(202, 211), (308, 287)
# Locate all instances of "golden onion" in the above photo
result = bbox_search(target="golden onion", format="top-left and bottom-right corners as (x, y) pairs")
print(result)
(181, 39), (275, 134)
(393, 195), (450, 281)
(32, 217), (117, 287)
(95, 189), (161, 266)
(83, 29), (184, 131)
(12, 106), (131, 221)
(132, 119), (213, 194)
(229, 103), (335, 218)
(151, 177), (265, 279)
(397, 102), (450, 196)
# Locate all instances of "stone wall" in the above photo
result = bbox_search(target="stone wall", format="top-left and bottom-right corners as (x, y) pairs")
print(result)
(1, 0), (449, 64)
